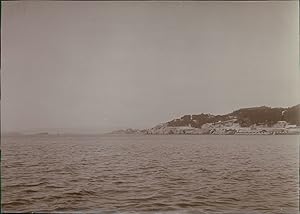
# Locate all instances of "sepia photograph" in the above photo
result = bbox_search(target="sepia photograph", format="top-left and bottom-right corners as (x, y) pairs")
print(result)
(1, 1), (299, 213)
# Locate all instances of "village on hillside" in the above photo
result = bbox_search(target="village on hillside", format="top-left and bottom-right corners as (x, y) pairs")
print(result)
(144, 119), (300, 135)
(110, 105), (300, 135)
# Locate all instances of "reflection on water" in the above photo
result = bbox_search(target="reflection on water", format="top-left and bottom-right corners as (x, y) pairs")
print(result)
(2, 135), (299, 213)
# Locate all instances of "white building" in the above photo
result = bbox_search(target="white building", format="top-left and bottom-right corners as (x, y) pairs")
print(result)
(273, 121), (288, 128)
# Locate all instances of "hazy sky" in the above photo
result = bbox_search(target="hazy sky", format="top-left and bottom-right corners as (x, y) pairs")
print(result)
(1, 1), (299, 133)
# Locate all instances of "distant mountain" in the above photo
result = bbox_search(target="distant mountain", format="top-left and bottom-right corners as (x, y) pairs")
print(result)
(109, 104), (300, 135)
(167, 104), (300, 128)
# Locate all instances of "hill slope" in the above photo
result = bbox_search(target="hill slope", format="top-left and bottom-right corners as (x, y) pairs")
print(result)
(167, 104), (300, 128)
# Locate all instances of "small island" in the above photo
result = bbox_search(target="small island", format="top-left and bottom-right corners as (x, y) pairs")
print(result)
(110, 104), (300, 135)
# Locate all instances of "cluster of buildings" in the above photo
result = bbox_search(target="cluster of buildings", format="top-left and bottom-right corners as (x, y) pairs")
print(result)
(144, 120), (300, 135)
(145, 124), (204, 135)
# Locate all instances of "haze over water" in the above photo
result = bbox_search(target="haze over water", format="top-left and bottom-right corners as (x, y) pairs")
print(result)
(2, 135), (299, 213)
(2, 1), (299, 134)
(1, 2), (299, 213)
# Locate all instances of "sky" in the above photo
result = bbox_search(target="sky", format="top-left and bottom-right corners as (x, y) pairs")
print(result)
(1, 1), (299, 133)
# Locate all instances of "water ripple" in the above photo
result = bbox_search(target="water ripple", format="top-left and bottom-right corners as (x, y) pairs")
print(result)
(2, 135), (299, 213)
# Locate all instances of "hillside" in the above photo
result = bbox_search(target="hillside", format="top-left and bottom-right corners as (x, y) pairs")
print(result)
(167, 104), (300, 128)
(109, 104), (300, 135)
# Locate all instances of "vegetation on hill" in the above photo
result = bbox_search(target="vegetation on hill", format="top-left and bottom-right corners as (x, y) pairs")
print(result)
(167, 104), (300, 128)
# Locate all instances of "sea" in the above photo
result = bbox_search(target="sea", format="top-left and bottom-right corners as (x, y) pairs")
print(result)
(1, 135), (299, 214)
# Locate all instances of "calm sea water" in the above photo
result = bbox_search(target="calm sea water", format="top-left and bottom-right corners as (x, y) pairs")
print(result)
(2, 135), (299, 213)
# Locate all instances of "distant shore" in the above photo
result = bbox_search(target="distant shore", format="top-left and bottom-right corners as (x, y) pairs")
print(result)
(109, 125), (300, 136)
(110, 104), (300, 136)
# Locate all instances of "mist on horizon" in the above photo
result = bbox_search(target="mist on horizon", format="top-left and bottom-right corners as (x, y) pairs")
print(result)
(1, 1), (299, 133)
